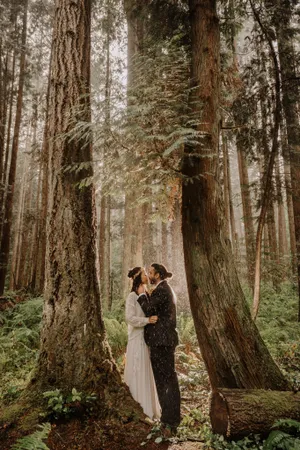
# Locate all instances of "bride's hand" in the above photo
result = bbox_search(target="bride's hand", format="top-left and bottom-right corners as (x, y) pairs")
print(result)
(149, 316), (158, 324)
(137, 284), (145, 295)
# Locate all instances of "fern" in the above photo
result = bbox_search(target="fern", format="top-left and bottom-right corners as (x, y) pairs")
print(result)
(271, 419), (300, 434)
(11, 423), (51, 450)
(263, 419), (300, 450)
(263, 430), (300, 450)
(103, 317), (127, 355)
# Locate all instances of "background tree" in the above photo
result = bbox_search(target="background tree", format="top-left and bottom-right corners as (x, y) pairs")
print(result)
(181, 0), (289, 390)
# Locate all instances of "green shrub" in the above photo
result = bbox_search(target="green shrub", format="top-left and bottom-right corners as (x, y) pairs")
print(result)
(41, 388), (97, 420)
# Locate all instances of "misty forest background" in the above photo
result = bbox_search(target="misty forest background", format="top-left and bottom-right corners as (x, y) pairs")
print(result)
(0, 0), (300, 449)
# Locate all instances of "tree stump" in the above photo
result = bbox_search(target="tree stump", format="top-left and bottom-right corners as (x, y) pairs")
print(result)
(210, 389), (300, 439)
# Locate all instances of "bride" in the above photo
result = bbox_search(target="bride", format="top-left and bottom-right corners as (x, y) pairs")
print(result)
(124, 267), (161, 419)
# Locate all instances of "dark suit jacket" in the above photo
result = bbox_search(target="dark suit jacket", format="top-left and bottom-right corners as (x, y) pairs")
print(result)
(137, 280), (179, 347)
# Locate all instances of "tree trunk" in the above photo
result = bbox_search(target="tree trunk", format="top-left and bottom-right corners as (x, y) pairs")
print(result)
(28, 161), (42, 292)
(33, 0), (124, 394)
(122, 1), (141, 296)
(236, 144), (255, 284)
(282, 130), (297, 271)
(222, 136), (230, 240)
(9, 144), (30, 291)
(210, 389), (300, 439)
(275, 155), (288, 258)
(0, 48), (16, 238)
(0, 1), (28, 295)
(251, 4), (282, 320)
(274, 0), (300, 320)
(35, 46), (53, 295)
(182, 0), (289, 391)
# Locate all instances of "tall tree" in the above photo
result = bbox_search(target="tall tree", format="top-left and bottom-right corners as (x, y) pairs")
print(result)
(181, 0), (289, 390)
(33, 0), (127, 395)
(272, 0), (300, 320)
(0, 0), (28, 295)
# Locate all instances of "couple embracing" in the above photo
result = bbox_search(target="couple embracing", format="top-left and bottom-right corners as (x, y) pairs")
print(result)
(124, 263), (181, 434)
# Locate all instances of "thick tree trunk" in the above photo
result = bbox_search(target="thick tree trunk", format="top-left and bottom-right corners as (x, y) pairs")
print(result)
(33, 0), (123, 393)
(182, 0), (289, 391)
(0, 1), (28, 295)
(210, 389), (300, 439)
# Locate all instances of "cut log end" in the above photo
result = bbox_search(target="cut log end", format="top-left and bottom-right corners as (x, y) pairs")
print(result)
(209, 390), (230, 437)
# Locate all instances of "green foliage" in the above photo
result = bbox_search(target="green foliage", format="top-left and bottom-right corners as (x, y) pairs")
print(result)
(206, 433), (264, 450)
(263, 419), (300, 450)
(0, 297), (43, 401)
(103, 317), (127, 356)
(177, 313), (197, 348)
(41, 388), (97, 420)
(243, 282), (300, 386)
(11, 423), (51, 450)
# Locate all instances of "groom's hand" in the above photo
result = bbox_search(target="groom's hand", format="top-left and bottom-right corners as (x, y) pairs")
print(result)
(148, 316), (158, 324)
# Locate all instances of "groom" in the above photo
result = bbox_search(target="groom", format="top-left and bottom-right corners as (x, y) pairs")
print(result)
(137, 263), (181, 432)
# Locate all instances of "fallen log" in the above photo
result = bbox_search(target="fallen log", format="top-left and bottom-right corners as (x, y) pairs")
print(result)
(210, 388), (300, 439)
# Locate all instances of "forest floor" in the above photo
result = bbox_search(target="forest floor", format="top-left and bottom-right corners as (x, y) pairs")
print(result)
(0, 348), (211, 450)
(0, 285), (299, 449)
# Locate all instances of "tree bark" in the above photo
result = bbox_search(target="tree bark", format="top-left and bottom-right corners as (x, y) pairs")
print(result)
(274, 0), (300, 320)
(210, 388), (300, 439)
(236, 143), (255, 284)
(0, 0), (28, 295)
(33, 0), (123, 394)
(275, 155), (288, 258)
(182, 0), (289, 391)
(222, 136), (230, 240)
(251, 4), (281, 320)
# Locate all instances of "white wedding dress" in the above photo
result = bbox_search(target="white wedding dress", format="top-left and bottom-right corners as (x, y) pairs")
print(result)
(124, 291), (161, 419)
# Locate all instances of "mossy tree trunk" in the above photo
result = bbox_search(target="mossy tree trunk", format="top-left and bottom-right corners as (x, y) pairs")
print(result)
(182, 0), (289, 391)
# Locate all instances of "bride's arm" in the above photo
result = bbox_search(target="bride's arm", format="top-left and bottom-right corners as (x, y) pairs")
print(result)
(125, 293), (149, 328)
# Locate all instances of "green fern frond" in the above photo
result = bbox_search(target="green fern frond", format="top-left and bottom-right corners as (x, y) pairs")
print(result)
(11, 423), (51, 450)
(272, 418), (300, 434)
(263, 430), (300, 450)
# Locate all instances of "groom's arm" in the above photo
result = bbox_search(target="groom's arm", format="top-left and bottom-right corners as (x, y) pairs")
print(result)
(137, 289), (167, 317)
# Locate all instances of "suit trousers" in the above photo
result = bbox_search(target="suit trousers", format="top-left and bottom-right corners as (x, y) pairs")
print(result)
(150, 345), (181, 427)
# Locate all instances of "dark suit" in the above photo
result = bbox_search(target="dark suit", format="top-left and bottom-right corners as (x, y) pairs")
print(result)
(138, 280), (181, 427)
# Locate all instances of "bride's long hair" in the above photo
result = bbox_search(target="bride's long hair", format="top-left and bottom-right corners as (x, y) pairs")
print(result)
(128, 267), (143, 294)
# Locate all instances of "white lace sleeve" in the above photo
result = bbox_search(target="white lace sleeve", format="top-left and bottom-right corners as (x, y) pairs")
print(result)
(125, 292), (149, 328)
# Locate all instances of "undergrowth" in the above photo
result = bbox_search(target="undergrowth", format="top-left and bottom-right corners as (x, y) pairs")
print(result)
(0, 283), (299, 449)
